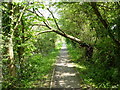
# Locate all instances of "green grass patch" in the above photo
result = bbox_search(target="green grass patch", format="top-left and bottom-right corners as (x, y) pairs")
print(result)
(27, 49), (60, 88)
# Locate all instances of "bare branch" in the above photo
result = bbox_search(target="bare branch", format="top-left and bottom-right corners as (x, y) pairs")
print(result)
(37, 30), (54, 35)
(37, 29), (90, 48)
(36, 9), (51, 29)
(28, 24), (46, 31)
(31, 24), (46, 27)
(47, 8), (65, 34)
(27, 9), (51, 29)
(47, 8), (60, 30)
(33, 9), (52, 30)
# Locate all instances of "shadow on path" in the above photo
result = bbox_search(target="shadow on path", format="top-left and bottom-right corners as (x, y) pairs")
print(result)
(51, 43), (81, 88)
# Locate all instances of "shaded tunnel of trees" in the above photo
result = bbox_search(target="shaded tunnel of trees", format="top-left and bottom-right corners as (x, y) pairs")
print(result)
(1, 1), (120, 89)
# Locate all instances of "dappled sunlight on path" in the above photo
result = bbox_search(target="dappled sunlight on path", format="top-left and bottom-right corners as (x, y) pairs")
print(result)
(51, 43), (81, 88)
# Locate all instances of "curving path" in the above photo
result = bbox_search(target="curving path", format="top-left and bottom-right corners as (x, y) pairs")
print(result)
(51, 43), (81, 88)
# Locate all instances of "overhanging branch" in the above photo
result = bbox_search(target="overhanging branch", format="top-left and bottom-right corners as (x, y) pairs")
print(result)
(47, 8), (65, 34)
(31, 24), (46, 27)
(37, 29), (90, 48)
(27, 6), (93, 58)
(27, 9), (52, 29)
(37, 30), (54, 35)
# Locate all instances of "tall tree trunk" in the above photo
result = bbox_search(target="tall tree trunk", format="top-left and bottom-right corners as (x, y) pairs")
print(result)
(8, 2), (16, 77)
(8, 33), (16, 76)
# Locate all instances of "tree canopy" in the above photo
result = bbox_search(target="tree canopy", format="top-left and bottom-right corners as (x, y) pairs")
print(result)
(1, 1), (120, 89)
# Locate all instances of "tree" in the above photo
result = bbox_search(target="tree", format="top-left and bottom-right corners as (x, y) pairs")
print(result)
(2, 2), (120, 88)
(2, 2), (16, 77)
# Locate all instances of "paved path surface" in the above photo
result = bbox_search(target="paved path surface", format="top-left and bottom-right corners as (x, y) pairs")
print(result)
(51, 43), (81, 88)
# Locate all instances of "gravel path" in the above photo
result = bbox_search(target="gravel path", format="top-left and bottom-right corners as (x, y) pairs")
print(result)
(51, 43), (81, 88)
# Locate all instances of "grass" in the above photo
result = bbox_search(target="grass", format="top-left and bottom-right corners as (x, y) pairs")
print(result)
(28, 50), (59, 87)
(22, 42), (63, 88)
(2, 36), (63, 88)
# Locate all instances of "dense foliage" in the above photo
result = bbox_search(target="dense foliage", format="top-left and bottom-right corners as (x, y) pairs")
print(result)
(57, 2), (120, 88)
(1, 2), (62, 88)
(1, 1), (120, 89)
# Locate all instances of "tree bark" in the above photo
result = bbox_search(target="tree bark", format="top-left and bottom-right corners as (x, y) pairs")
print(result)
(7, 2), (16, 77)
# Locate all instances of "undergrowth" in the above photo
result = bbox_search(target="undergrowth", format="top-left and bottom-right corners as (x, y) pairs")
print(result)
(67, 42), (119, 89)
(3, 42), (62, 88)
(21, 42), (62, 88)
(25, 49), (59, 88)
